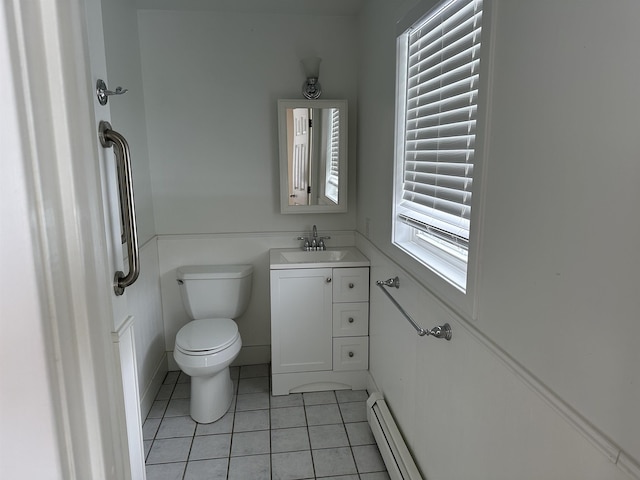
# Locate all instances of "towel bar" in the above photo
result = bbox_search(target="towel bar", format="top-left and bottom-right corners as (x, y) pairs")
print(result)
(376, 277), (452, 340)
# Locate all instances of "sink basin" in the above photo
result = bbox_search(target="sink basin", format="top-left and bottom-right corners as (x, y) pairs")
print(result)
(280, 250), (349, 263)
(270, 246), (369, 269)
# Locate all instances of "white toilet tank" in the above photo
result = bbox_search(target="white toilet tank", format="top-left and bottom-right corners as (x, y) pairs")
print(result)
(177, 265), (253, 320)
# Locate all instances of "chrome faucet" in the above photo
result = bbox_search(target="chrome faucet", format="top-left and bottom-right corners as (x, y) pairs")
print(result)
(297, 225), (330, 251)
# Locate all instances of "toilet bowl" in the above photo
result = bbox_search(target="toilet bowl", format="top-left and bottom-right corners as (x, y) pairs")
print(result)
(174, 318), (242, 423)
(173, 265), (253, 424)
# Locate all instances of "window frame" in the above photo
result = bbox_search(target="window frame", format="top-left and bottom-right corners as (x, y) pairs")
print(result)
(392, 0), (493, 309)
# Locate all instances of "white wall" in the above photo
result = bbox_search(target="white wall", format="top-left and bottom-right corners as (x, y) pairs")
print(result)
(361, 238), (631, 480)
(136, 7), (359, 234)
(101, 0), (166, 418)
(357, 0), (640, 478)
(102, 0), (156, 245)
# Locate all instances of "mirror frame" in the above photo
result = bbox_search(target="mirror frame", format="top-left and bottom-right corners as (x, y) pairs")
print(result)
(277, 99), (348, 214)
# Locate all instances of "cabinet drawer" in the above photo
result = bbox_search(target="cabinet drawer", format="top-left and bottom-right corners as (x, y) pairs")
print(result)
(333, 337), (369, 371)
(332, 268), (369, 303)
(333, 303), (369, 337)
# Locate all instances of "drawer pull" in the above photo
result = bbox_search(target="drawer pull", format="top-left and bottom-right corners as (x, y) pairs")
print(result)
(348, 351), (354, 358)
(348, 317), (354, 323)
(349, 283), (354, 289)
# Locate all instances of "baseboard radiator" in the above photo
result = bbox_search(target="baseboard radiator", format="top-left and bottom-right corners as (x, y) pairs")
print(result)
(367, 392), (424, 480)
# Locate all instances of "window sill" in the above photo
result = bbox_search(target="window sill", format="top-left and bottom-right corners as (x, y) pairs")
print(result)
(393, 238), (467, 294)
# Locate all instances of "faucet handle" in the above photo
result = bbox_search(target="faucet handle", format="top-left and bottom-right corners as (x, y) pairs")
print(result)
(297, 236), (311, 251)
(318, 236), (331, 250)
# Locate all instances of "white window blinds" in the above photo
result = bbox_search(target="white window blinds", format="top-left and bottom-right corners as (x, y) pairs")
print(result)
(398, 0), (483, 250)
(325, 108), (340, 203)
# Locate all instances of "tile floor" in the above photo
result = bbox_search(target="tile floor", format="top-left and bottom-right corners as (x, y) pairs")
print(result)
(143, 364), (390, 480)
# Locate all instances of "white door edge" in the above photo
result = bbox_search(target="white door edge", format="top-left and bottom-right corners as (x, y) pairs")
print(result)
(4, 0), (132, 478)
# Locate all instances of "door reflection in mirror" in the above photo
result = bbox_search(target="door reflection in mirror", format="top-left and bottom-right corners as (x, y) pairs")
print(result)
(286, 107), (340, 206)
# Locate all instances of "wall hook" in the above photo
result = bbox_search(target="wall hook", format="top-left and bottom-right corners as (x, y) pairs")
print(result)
(96, 79), (128, 106)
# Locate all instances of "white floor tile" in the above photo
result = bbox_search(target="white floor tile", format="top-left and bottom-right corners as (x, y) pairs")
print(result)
(271, 427), (310, 453)
(335, 389), (369, 403)
(312, 446), (357, 477)
(270, 406), (306, 429)
(145, 462), (185, 480)
(233, 409), (270, 432)
(146, 437), (192, 464)
(230, 430), (270, 457)
(305, 403), (342, 426)
(345, 421), (376, 446)
(228, 453), (270, 480)
(271, 450), (314, 480)
(156, 415), (197, 439)
(144, 364), (388, 478)
(270, 393), (303, 409)
(353, 444), (386, 473)
(142, 417), (161, 440)
(189, 433), (231, 461)
(164, 398), (190, 417)
(183, 458), (228, 480)
(308, 424), (349, 449)
(338, 400), (367, 423)
(235, 392), (270, 411)
(196, 411), (234, 436)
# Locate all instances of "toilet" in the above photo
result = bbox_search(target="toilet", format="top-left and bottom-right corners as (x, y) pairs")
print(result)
(174, 264), (253, 423)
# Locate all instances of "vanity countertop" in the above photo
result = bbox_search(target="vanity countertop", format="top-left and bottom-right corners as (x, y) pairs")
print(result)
(269, 246), (370, 270)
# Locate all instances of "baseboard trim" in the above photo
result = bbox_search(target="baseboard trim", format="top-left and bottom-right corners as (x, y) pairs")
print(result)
(139, 352), (168, 420)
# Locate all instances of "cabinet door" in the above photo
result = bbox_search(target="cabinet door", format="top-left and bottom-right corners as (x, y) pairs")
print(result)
(271, 268), (333, 373)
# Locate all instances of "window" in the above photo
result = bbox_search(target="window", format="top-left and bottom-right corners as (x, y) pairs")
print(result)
(393, 0), (484, 292)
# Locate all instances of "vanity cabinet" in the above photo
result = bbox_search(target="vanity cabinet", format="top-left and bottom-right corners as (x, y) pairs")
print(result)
(270, 266), (370, 395)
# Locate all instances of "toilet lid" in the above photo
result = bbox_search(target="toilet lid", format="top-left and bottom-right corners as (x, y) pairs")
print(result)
(175, 318), (239, 354)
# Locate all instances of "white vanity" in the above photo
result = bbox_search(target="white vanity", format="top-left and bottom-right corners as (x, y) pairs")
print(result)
(269, 247), (370, 395)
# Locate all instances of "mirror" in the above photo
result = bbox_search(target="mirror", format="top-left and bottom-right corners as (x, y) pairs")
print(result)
(277, 99), (348, 213)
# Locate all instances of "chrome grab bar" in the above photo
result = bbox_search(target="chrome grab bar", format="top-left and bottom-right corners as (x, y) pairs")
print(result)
(99, 121), (140, 296)
(376, 277), (452, 340)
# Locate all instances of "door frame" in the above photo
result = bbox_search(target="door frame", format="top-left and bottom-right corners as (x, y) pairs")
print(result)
(4, 0), (130, 478)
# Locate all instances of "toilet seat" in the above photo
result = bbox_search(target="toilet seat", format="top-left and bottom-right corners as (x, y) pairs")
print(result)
(175, 318), (239, 356)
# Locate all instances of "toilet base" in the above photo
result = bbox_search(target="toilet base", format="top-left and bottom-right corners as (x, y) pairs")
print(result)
(190, 367), (234, 424)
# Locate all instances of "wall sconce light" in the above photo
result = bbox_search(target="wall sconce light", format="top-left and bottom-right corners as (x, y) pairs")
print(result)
(301, 57), (322, 99)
